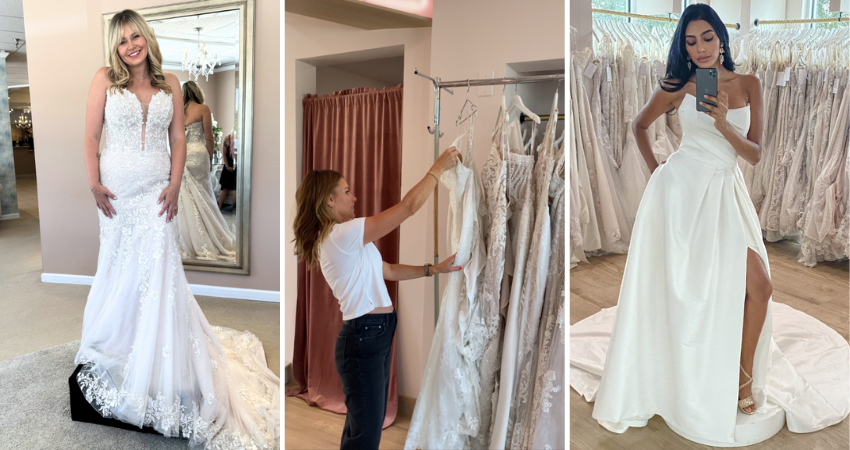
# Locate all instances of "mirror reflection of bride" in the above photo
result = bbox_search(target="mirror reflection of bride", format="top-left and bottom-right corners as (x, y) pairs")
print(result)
(75, 9), (279, 448)
(177, 80), (237, 262)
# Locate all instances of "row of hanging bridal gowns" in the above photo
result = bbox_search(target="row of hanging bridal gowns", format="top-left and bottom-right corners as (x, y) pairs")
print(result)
(406, 91), (566, 450)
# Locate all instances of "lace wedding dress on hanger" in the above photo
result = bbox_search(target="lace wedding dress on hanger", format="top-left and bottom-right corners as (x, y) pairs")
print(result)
(75, 88), (280, 449)
(506, 92), (558, 449)
(527, 140), (566, 450)
(405, 119), (487, 450)
(176, 121), (237, 262)
(489, 104), (537, 450)
(469, 103), (510, 449)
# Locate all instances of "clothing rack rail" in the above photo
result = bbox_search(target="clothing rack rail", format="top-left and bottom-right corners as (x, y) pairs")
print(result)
(521, 113), (565, 123)
(753, 14), (848, 26)
(592, 8), (741, 30)
(414, 69), (565, 327)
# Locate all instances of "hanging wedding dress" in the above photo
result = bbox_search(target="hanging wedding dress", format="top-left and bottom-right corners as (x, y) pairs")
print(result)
(75, 88), (280, 449)
(506, 93), (558, 449)
(570, 92), (849, 446)
(470, 104), (510, 449)
(573, 49), (629, 256)
(489, 110), (536, 450)
(176, 121), (237, 262)
(526, 141), (566, 450)
(800, 69), (850, 266)
(779, 65), (817, 237)
(405, 121), (487, 450)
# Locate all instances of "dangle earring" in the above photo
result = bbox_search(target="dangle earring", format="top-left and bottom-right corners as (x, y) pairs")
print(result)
(720, 45), (726, 64)
(687, 56), (692, 71)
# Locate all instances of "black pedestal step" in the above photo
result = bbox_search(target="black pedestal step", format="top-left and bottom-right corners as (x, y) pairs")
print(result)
(68, 364), (162, 435)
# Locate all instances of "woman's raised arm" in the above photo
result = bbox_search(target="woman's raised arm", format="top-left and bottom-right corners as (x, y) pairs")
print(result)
(363, 146), (460, 246)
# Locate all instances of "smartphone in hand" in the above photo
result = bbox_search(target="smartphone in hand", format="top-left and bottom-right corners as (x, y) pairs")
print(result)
(696, 68), (718, 112)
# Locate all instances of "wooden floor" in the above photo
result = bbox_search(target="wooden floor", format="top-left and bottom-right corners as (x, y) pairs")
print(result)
(570, 240), (850, 450)
(285, 383), (412, 450)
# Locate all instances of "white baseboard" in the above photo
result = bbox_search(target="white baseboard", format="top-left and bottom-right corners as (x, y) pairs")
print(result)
(0, 213), (21, 221)
(41, 273), (280, 302)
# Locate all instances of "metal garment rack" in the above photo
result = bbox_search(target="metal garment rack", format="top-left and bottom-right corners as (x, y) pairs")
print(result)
(414, 69), (565, 328)
(521, 113), (565, 123)
(754, 13), (848, 26)
(592, 8), (741, 30)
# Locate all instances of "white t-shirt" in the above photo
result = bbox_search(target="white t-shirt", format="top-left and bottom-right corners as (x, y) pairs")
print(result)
(319, 217), (393, 320)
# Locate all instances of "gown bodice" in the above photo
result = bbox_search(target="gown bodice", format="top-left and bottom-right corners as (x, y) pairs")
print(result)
(677, 93), (751, 169)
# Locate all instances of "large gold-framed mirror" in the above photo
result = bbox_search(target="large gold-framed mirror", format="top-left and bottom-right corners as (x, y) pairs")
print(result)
(103, 0), (255, 275)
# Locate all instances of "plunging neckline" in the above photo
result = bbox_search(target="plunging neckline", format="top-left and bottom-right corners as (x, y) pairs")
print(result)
(118, 89), (169, 151)
(123, 88), (168, 106)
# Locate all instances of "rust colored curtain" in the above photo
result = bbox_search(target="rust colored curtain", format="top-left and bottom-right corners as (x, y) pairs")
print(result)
(287, 85), (403, 428)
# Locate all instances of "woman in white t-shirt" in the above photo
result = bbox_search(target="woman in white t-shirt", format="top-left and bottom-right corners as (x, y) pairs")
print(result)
(293, 146), (461, 450)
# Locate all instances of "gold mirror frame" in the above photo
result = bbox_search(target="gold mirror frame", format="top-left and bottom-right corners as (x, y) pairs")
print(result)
(103, 0), (255, 275)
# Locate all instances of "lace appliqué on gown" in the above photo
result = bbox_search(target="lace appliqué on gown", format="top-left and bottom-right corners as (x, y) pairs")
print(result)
(75, 88), (280, 450)
(176, 121), (237, 262)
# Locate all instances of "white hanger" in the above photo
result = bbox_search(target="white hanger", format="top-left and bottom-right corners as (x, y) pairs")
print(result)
(507, 95), (540, 124)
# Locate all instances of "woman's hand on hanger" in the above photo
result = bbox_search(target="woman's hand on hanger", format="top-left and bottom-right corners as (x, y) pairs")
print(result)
(430, 146), (461, 176)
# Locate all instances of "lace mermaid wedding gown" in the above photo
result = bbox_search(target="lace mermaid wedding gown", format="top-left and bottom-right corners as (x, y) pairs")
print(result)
(570, 93), (849, 446)
(75, 88), (280, 449)
(176, 121), (236, 262)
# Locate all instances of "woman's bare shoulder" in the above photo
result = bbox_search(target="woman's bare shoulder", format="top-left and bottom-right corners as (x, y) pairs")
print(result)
(93, 67), (110, 83)
(656, 78), (690, 111)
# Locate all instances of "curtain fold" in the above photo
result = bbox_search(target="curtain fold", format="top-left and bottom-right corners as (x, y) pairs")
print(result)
(288, 85), (403, 429)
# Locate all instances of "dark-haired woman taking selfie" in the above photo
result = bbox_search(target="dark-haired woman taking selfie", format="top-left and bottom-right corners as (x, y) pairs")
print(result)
(591, 3), (772, 443)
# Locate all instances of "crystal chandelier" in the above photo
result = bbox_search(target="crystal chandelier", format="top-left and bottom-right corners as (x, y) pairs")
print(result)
(15, 110), (32, 130)
(182, 27), (220, 81)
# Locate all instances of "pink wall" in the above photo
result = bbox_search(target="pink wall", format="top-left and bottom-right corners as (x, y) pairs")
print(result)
(285, 12), (433, 398)
(24, 0), (279, 292)
(285, 0), (565, 399)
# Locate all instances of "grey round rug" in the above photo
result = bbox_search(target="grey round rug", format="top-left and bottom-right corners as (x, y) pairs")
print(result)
(0, 340), (187, 449)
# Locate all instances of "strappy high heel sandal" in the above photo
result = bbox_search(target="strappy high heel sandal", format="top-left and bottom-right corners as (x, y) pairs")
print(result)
(738, 364), (756, 415)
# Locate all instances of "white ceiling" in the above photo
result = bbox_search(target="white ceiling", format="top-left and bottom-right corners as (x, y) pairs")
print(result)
(149, 10), (240, 71)
(0, 0), (26, 62)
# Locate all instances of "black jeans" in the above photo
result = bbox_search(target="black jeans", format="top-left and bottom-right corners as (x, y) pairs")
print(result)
(334, 311), (397, 450)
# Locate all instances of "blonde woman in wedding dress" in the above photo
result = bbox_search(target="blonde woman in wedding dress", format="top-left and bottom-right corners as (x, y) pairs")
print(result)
(176, 80), (237, 262)
(77, 10), (279, 448)
(571, 4), (848, 447)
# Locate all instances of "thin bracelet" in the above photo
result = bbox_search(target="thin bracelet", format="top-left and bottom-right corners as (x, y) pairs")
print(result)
(427, 171), (439, 183)
(90, 183), (101, 193)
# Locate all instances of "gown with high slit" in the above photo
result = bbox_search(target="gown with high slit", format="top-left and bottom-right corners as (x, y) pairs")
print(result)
(74, 88), (280, 449)
(570, 92), (850, 446)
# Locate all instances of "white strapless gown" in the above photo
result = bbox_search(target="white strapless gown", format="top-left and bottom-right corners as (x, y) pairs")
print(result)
(571, 93), (849, 446)
(74, 88), (280, 449)
(176, 121), (236, 262)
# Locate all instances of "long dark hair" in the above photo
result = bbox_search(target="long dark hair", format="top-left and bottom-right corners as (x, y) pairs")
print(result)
(661, 4), (735, 92)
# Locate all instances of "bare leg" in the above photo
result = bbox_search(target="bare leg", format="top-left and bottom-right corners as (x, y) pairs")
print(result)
(739, 248), (772, 413)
